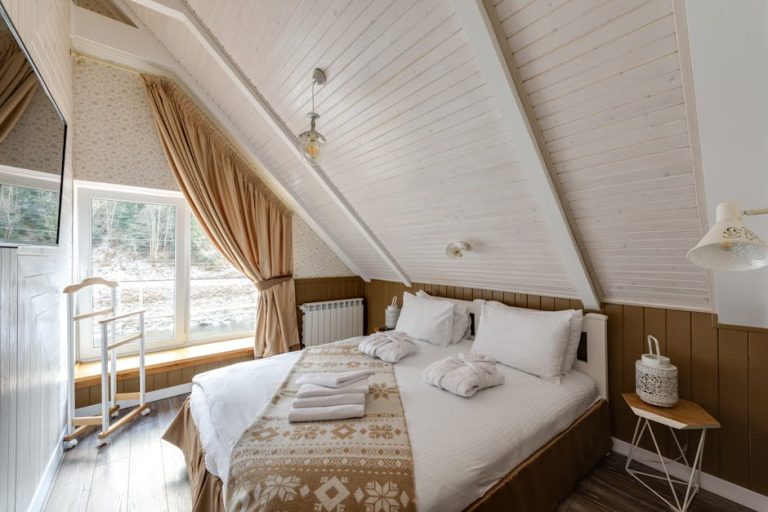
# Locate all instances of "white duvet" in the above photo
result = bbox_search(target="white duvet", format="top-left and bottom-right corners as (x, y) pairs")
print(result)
(189, 337), (598, 511)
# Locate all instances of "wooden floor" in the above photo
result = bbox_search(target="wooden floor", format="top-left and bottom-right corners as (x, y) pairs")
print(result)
(45, 395), (753, 512)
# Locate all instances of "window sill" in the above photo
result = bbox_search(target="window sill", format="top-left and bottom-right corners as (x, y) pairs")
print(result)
(74, 337), (254, 388)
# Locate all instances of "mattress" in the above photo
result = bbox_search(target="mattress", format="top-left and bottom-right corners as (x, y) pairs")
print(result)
(189, 337), (599, 512)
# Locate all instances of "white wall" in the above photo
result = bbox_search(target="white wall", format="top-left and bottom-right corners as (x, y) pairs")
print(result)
(0, 1), (73, 510)
(685, 0), (768, 328)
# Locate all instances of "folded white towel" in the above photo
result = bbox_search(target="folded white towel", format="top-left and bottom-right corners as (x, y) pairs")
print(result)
(423, 352), (504, 398)
(296, 380), (370, 398)
(293, 393), (367, 409)
(358, 331), (418, 363)
(288, 404), (366, 423)
(296, 370), (374, 388)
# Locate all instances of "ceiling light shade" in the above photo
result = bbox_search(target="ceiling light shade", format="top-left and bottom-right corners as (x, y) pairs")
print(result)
(297, 68), (326, 162)
(687, 201), (768, 271)
(298, 112), (325, 161)
(446, 241), (471, 259)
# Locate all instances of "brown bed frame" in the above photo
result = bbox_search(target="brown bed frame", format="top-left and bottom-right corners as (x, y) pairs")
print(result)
(163, 397), (611, 512)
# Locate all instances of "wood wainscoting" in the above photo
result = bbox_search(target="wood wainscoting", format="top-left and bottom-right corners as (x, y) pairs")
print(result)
(363, 279), (768, 496)
(362, 279), (585, 334)
(606, 304), (768, 495)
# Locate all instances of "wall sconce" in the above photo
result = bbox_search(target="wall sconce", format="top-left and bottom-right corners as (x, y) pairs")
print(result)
(688, 201), (768, 271)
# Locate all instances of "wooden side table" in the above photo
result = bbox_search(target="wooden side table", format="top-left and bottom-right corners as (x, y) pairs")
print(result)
(622, 393), (720, 512)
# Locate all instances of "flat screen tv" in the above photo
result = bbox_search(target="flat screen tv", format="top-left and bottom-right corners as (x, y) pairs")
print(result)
(0, 4), (67, 247)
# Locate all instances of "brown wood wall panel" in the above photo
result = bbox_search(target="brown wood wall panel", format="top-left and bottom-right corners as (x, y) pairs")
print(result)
(691, 312), (720, 475)
(362, 279), (582, 334)
(749, 332), (768, 494)
(362, 279), (766, 495)
(718, 329), (750, 488)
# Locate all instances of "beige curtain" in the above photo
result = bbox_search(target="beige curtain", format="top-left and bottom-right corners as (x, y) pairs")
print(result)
(141, 75), (299, 357)
(0, 31), (38, 144)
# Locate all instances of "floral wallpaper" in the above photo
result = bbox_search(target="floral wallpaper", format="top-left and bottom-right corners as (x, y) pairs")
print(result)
(0, 85), (65, 175)
(74, 57), (178, 190)
(293, 216), (353, 278)
(74, 58), (354, 278)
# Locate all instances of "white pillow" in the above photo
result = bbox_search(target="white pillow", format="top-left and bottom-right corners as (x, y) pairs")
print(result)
(485, 301), (582, 374)
(473, 302), (572, 382)
(415, 290), (470, 343)
(396, 292), (455, 347)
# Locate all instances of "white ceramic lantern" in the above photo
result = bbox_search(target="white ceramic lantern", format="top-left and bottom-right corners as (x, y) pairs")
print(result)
(635, 335), (678, 407)
(385, 296), (401, 329)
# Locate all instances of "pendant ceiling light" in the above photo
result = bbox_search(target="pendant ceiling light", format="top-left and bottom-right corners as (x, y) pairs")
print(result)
(297, 68), (327, 161)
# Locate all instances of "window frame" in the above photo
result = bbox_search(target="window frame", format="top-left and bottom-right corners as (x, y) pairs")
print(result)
(74, 181), (255, 361)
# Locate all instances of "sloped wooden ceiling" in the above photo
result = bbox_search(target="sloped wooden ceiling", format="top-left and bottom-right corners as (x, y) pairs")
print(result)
(488, 0), (710, 309)
(126, 0), (711, 310)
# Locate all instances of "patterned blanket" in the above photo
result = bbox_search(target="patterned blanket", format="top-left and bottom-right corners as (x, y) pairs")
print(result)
(226, 340), (418, 512)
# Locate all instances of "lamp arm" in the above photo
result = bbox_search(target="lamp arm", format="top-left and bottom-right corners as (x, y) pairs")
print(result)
(743, 207), (768, 216)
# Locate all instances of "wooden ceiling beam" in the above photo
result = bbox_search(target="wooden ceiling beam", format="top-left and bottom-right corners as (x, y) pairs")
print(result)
(71, 3), (369, 280)
(126, 0), (412, 286)
(452, 0), (601, 310)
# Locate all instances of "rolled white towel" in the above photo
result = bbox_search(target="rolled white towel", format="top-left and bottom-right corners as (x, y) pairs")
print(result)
(293, 393), (367, 409)
(423, 353), (504, 398)
(296, 370), (374, 388)
(359, 331), (418, 363)
(288, 404), (365, 423)
(297, 380), (369, 398)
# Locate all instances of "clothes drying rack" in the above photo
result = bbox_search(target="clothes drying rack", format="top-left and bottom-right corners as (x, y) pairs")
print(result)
(63, 277), (150, 448)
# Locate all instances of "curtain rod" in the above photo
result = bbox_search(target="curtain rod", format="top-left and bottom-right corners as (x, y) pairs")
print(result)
(70, 50), (155, 77)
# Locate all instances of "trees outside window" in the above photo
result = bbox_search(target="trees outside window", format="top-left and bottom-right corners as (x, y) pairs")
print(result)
(76, 183), (257, 360)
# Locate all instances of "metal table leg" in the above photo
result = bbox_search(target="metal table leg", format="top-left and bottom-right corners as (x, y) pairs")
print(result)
(625, 417), (706, 512)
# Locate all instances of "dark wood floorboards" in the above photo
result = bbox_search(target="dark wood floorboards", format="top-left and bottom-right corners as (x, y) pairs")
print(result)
(45, 395), (753, 512)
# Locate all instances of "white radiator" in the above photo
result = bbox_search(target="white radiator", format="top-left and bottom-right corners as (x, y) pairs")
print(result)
(299, 298), (364, 347)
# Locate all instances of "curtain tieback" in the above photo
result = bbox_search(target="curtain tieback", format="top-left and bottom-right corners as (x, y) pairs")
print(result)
(255, 275), (293, 292)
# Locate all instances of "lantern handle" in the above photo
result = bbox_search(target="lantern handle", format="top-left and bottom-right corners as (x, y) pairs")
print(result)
(647, 335), (661, 357)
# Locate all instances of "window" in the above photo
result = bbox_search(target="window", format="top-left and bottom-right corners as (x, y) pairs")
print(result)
(189, 217), (257, 339)
(76, 183), (257, 360)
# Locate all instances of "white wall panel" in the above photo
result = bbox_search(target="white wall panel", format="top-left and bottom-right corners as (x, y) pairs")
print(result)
(685, 0), (768, 327)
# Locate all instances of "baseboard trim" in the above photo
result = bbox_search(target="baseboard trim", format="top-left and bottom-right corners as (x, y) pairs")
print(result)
(75, 383), (192, 416)
(612, 437), (768, 510)
(28, 426), (66, 512)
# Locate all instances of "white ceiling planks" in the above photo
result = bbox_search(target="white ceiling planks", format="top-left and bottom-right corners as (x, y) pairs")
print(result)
(126, 0), (406, 283)
(135, 0), (580, 299)
(488, 0), (711, 310)
(116, 0), (718, 310)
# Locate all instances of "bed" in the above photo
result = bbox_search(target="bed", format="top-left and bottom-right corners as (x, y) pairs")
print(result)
(163, 300), (611, 511)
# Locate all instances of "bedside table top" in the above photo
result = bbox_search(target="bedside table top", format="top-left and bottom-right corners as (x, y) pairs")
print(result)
(623, 393), (721, 430)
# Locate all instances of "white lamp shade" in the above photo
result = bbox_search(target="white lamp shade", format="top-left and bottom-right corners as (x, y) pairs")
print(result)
(687, 202), (768, 271)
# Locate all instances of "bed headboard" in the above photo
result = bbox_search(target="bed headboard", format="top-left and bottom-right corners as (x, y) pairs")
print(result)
(575, 313), (608, 400)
